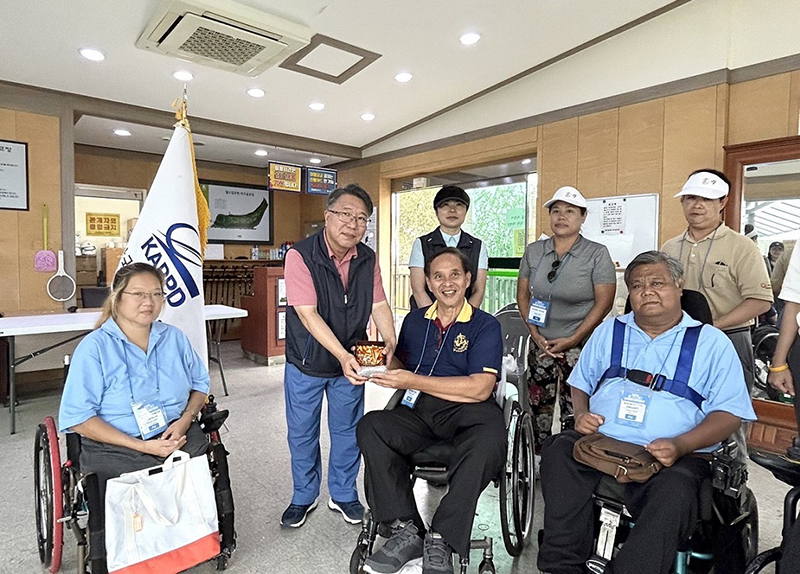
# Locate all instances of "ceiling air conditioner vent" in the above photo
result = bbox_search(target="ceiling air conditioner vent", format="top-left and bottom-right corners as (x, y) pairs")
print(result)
(136, 0), (312, 77)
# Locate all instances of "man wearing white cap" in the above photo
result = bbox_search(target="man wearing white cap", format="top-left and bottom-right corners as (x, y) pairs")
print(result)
(662, 169), (773, 391)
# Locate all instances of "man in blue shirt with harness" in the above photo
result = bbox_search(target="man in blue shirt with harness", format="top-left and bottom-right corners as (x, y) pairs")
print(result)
(537, 251), (756, 574)
(357, 247), (505, 574)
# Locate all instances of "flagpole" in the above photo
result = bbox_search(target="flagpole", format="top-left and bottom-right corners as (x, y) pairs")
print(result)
(172, 86), (211, 254)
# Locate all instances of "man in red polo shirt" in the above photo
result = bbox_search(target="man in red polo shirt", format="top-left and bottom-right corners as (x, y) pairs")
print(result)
(281, 183), (396, 528)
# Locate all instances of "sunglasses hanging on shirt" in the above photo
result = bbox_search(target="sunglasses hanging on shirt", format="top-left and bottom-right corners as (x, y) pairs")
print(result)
(547, 259), (561, 283)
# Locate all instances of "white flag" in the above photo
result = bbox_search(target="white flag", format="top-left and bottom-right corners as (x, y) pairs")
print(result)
(119, 124), (208, 366)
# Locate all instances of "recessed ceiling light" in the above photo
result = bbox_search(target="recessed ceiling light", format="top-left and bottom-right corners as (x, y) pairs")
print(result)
(460, 32), (481, 46)
(254, 150), (269, 157)
(79, 48), (105, 62)
(521, 158), (532, 165)
(361, 112), (376, 122)
(113, 129), (131, 137)
(309, 158), (322, 164)
(309, 102), (325, 111)
(247, 88), (265, 98)
(173, 70), (194, 82)
(395, 72), (413, 83)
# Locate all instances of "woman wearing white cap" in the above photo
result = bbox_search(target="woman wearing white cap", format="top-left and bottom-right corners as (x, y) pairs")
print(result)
(516, 186), (616, 451)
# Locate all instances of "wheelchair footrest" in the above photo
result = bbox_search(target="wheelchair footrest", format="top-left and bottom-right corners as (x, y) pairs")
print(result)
(586, 555), (609, 573)
(596, 507), (621, 561)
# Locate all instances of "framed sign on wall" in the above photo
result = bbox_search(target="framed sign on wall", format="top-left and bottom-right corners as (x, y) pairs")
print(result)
(201, 180), (274, 245)
(268, 162), (302, 193)
(86, 213), (121, 236)
(0, 139), (29, 211)
(306, 167), (337, 195)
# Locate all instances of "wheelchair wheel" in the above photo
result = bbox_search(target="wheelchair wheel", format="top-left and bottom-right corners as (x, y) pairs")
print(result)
(710, 487), (759, 574)
(743, 547), (782, 574)
(499, 403), (535, 556)
(752, 326), (780, 400)
(34, 416), (64, 573)
(350, 540), (368, 574)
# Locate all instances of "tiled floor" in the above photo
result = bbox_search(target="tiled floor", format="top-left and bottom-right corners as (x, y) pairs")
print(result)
(0, 341), (790, 573)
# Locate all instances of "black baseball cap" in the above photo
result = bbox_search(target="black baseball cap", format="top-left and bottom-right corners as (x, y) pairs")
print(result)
(433, 185), (470, 210)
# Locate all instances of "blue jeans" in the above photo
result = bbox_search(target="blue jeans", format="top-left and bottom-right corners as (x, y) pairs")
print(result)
(284, 362), (364, 505)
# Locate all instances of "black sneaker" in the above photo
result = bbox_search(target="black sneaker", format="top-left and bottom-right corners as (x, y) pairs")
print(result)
(328, 497), (365, 524)
(280, 500), (318, 528)
(423, 530), (453, 574)
(363, 520), (424, 574)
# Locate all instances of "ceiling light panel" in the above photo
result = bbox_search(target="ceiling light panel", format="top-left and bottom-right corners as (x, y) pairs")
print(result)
(309, 102), (325, 111)
(79, 48), (105, 61)
(247, 88), (265, 98)
(460, 32), (481, 45)
(395, 72), (413, 83)
(360, 113), (375, 121)
(113, 129), (132, 137)
(173, 70), (194, 81)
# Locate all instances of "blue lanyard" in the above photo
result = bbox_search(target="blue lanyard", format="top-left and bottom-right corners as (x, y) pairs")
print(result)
(122, 343), (160, 403)
(415, 318), (455, 377)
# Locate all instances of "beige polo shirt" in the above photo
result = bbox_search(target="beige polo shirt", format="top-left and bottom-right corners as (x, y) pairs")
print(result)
(662, 223), (773, 329)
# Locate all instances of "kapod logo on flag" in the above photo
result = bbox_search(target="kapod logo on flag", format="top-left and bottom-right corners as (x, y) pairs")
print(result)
(122, 222), (202, 307)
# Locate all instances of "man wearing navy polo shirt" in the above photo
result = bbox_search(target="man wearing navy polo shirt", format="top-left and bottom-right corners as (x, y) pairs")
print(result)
(357, 248), (505, 574)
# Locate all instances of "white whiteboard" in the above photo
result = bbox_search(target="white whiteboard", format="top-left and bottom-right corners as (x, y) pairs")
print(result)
(580, 193), (659, 269)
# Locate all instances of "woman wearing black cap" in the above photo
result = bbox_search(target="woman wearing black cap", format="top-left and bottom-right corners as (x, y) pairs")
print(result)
(408, 185), (488, 310)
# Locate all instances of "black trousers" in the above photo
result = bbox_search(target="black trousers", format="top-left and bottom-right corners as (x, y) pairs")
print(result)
(537, 430), (710, 574)
(356, 394), (505, 557)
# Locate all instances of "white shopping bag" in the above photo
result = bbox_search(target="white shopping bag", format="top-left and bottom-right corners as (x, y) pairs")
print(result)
(105, 450), (220, 574)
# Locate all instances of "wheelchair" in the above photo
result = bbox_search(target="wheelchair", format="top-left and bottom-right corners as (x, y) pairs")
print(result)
(745, 397), (800, 573)
(560, 290), (758, 573)
(349, 304), (536, 574)
(580, 440), (758, 574)
(752, 324), (781, 400)
(33, 395), (236, 573)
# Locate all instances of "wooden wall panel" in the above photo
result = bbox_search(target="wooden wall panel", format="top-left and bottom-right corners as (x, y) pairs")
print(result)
(714, 84), (729, 172)
(577, 109), (619, 198)
(0, 108), (62, 314)
(16, 113), (62, 311)
(380, 126), (538, 179)
(661, 87), (720, 243)
(539, 118), (578, 224)
(0, 108), (16, 136)
(617, 99), (664, 196)
(729, 74), (792, 145)
(789, 70), (800, 137)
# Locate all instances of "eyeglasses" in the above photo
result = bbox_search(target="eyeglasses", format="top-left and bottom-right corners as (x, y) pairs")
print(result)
(327, 209), (370, 227)
(122, 291), (165, 301)
(547, 260), (561, 283)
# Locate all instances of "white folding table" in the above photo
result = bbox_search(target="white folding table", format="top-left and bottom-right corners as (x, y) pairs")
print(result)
(0, 304), (247, 434)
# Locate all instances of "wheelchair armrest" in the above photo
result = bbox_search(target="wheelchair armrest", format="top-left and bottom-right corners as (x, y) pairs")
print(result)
(384, 389), (406, 410)
(199, 409), (229, 434)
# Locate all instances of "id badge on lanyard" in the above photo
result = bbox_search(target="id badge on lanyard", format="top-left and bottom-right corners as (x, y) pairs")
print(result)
(131, 394), (168, 439)
(527, 298), (550, 327)
(401, 389), (421, 408)
(616, 382), (652, 428)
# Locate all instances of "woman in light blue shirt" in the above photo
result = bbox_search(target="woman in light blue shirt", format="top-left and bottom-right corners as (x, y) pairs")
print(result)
(59, 262), (210, 487)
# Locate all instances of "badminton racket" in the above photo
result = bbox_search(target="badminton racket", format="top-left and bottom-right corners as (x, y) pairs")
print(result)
(47, 250), (77, 302)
